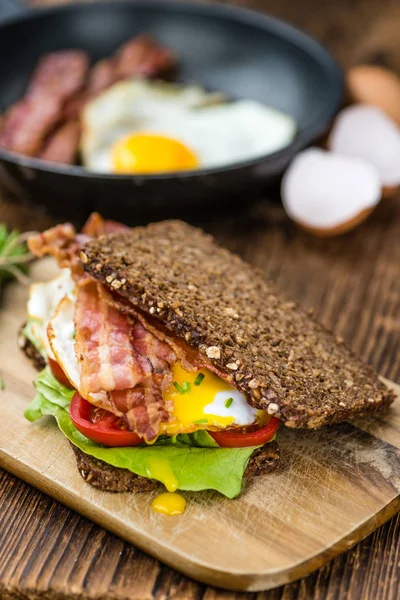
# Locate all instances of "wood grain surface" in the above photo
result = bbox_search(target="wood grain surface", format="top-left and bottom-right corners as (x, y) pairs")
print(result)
(1, 0), (400, 599)
(2, 259), (400, 593)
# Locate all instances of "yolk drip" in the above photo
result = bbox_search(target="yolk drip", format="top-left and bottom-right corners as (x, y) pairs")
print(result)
(151, 492), (186, 516)
(162, 362), (235, 435)
(145, 457), (178, 492)
(111, 133), (199, 174)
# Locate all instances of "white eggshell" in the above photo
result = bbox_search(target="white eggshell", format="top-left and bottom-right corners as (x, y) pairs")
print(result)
(329, 104), (400, 186)
(281, 148), (381, 230)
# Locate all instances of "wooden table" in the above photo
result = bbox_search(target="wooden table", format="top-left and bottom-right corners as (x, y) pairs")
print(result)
(1, 1), (400, 598)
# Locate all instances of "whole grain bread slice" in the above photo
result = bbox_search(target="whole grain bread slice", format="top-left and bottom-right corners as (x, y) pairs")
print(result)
(81, 220), (394, 429)
(72, 441), (280, 492)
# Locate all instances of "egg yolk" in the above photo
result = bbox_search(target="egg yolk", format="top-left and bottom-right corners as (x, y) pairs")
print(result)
(111, 133), (199, 174)
(151, 492), (186, 516)
(162, 362), (237, 435)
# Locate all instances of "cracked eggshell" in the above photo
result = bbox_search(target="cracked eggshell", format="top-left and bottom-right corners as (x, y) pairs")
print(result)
(347, 66), (400, 126)
(281, 148), (381, 237)
(329, 104), (400, 187)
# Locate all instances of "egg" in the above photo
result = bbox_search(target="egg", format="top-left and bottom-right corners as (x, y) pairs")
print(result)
(27, 269), (75, 358)
(281, 148), (381, 236)
(347, 65), (400, 126)
(329, 104), (400, 187)
(81, 79), (296, 174)
(162, 362), (258, 434)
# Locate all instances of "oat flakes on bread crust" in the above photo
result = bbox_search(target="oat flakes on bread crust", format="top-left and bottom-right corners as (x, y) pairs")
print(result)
(81, 220), (394, 429)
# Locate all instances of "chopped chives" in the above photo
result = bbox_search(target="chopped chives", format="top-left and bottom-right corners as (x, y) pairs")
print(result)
(194, 373), (205, 386)
(173, 381), (184, 394)
(182, 381), (191, 393)
(225, 397), (233, 408)
(72, 330), (77, 339)
(194, 418), (208, 425)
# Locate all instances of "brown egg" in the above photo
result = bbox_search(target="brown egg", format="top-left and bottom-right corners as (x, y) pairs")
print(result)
(347, 65), (400, 126)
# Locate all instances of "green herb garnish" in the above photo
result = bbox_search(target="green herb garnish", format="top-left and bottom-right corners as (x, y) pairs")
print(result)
(194, 418), (208, 425)
(0, 375), (4, 390)
(173, 381), (191, 394)
(194, 373), (205, 386)
(182, 381), (191, 393)
(225, 397), (233, 408)
(173, 381), (184, 394)
(72, 330), (77, 339)
(0, 225), (34, 290)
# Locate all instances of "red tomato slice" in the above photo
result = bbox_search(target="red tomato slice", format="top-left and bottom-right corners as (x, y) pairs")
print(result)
(70, 393), (142, 447)
(49, 358), (73, 389)
(210, 417), (279, 448)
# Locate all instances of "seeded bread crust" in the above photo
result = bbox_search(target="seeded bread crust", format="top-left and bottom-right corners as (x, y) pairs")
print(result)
(81, 220), (394, 429)
(71, 440), (280, 492)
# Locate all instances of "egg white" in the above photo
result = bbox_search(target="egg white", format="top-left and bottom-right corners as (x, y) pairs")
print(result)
(81, 79), (297, 173)
(27, 269), (76, 359)
(204, 390), (257, 426)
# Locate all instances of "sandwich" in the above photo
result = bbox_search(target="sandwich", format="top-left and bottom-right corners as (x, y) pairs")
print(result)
(21, 214), (394, 507)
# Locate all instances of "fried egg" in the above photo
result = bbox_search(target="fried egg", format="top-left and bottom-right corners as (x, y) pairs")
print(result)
(81, 79), (296, 174)
(162, 362), (258, 434)
(27, 271), (260, 435)
(27, 269), (75, 359)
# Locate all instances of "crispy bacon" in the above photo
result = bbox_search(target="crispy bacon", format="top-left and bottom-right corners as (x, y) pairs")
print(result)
(82, 212), (130, 237)
(40, 120), (81, 164)
(74, 282), (171, 440)
(27, 51), (89, 101)
(87, 58), (119, 94)
(75, 282), (146, 394)
(64, 36), (176, 121)
(116, 35), (176, 78)
(131, 321), (176, 390)
(98, 287), (204, 372)
(28, 214), (129, 275)
(0, 96), (62, 156)
(28, 223), (76, 258)
(0, 51), (89, 158)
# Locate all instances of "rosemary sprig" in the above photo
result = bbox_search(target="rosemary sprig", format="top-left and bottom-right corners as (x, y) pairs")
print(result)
(0, 225), (35, 289)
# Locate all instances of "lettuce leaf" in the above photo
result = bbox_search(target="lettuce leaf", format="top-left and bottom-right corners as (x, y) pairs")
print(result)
(22, 319), (46, 358)
(25, 368), (263, 498)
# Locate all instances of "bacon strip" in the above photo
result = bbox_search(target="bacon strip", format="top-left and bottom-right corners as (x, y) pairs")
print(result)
(0, 51), (89, 157)
(28, 214), (128, 281)
(82, 212), (130, 237)
(131, 321), (175, 390)
(116, 35), (176, 79)
(27, 51), (89, 101)
(40, 120), (81, 165)
(63, 35), (176, 120)
(75, 282), (146, 394)
(0, 96), (62, 156)
(74, 282), (171, 440)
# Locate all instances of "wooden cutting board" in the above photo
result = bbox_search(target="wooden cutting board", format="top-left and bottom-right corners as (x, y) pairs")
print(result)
(1, 259), (400, 593)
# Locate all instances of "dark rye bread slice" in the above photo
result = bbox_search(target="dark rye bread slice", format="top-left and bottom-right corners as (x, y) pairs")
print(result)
(20, 337), (280, 491)
(81, 220), (394, 429)
(72, 441), (280, 493)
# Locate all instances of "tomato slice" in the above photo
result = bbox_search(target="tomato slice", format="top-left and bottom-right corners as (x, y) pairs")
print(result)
(210, 417), (279, 448)
(70, 393), (142, 447)
(49, 358), (73, 389)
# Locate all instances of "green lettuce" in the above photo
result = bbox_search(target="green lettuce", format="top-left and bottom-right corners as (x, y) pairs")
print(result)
(22, 319), (46, 358)
(25, 368), (263, 498)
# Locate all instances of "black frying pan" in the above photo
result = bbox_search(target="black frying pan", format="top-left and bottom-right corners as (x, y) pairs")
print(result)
(0, 0), (343, 223)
